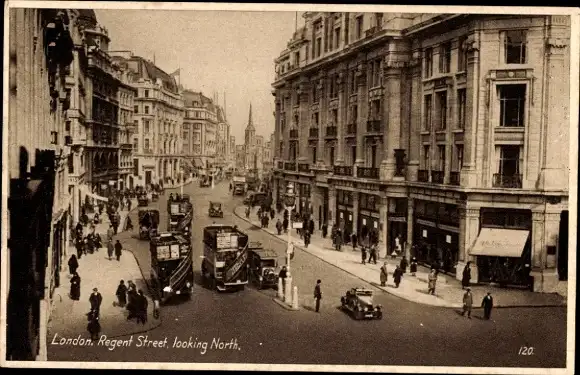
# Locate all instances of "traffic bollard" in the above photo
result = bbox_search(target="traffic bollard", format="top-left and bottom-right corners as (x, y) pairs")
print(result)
(277, 278), (284, 299)
(292, 286), (299, 310)
(284, 277), (293, 306)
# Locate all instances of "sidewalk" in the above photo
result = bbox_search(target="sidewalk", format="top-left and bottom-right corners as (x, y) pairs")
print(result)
(234, 206), (566, 309)
(48, 203), (161, 341)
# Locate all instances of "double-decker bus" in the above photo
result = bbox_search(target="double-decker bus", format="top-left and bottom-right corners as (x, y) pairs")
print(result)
(201, 225), (249, 292)
(167, 198), (193, 239)
(150, 232), (194, 303)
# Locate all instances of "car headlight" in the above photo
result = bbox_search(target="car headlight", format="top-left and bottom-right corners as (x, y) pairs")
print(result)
(163, 286), (172, 293)
(186, 282), (191, 288)
(364, 306), (369, 312)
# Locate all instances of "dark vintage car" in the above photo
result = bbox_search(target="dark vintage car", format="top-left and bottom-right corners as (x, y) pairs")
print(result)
(248, 246), (279, 289)
(340, 288), (383, 320)
(199, 176), (211, 187)
(243, 192), (268, 207)
(208, 202), (224, 218)
(137, 193), (149, 207)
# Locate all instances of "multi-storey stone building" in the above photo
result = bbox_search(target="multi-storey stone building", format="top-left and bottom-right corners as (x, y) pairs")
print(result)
(182, 90), (218, 172)
(216, 106), (231, 170)
(116, 65), (137, 190)
(272, 12), (570, 292)
(6, 8), (78, 360)
(235, 144), (246, 171)
(111, 52), (183, 187)
(229, 135), (236, 168)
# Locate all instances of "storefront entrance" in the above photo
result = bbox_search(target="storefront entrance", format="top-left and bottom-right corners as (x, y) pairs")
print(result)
(145, 170), (152, 186)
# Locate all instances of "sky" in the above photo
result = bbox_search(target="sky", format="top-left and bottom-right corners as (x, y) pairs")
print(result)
(95, 9), (304, 143)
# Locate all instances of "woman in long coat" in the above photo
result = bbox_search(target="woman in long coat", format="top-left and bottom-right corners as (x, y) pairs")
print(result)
(379, 262), (388, 286)
(427, 269), (438, 295)
(70, 272), (81, 300)
(462, 261), (472, 289)
(410, 257), (418, 276)
(68, 254), (79, 275)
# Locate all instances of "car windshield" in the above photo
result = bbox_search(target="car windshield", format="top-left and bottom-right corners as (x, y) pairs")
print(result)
(355, 290), (373, 297)
(211, 203), (221, 210)
(261, 259), (276, 267)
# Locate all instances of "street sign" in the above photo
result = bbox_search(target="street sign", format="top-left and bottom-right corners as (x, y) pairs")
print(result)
(292, 221), (303, 229)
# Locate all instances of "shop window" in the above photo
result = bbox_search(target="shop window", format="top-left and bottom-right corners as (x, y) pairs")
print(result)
(498, 84), (526, 127)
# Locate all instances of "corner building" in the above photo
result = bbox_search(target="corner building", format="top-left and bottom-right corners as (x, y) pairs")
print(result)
(272, 13), (570, 292)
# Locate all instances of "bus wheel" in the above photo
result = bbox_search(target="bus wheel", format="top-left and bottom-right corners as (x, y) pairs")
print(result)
(211, 277), (216, 291)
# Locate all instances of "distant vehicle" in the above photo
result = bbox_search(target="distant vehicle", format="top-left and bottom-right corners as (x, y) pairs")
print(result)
(243, 191), (268, 207)
(208, 201), (224, 218)
(200, 175), (212, 187)
(138, 209), (159, 240)
(150, 232), (194, 303)
(201, 225), (249, 292)
(137, 193), (149, 207)
(340, 288), (383, 320)
(232, 176), (246, 196)
(151, 191), (159, 202)
(167, 198), (193, 239)
(247, 244), (279, 290)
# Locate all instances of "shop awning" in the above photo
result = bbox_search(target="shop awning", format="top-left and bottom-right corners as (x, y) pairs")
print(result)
(470, 228), (529, 258)
(193, 158), (204, 168)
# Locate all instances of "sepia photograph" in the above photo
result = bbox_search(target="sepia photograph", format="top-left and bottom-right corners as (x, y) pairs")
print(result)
(1, 1), (577, 374)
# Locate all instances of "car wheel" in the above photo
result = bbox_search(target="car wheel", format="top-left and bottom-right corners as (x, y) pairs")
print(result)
(376, 312), (383, 320)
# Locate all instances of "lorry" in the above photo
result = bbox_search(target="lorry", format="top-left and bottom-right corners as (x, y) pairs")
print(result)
(149, 232), (194, 303)
(167, 197), (193, 239)
(201, 224), (249, 292)
(232, 176), (246, 196)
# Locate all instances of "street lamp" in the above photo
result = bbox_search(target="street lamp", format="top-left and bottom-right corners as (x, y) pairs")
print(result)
(283, 181), (296, 304)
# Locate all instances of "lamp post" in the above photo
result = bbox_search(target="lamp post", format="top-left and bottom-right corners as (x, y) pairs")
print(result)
(284, 181), (296, 305)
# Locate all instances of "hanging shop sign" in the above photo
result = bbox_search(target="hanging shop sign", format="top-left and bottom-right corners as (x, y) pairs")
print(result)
(422, 229), (427, 238)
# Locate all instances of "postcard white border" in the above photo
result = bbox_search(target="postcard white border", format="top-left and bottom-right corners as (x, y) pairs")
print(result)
(1, 2), (578, 374)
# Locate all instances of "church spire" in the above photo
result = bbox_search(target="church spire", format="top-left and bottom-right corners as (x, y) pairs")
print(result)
(247, 103), (254, 130)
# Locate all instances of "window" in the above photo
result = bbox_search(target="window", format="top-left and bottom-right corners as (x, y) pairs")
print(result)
(350, 69), (357, 93)
(144, 139), (150, 150)
(329, 146), (335, 166)
(458, 36), (468, 71)
(316, 37), (322, 57)
(133, 138), (138, 150)
(498, 145), (521, 175)
(144, 90), (149, 98)
(294, 51), (300, 66)
(437, 145), (446, 171)
(334, 28), (341, 49)
(371, 59), (381, 87)
(331, 109), (338, 124)
(183, 131), (187, 139)
(498, 84), (526, 127)
(351, 105), (358, 123)
(423, 145), (430, 169)
(356, 15), (363, 39)
(436, 91), (447, 130)
(312, 146), (317, 163)
(455, 145), (464, 171)
(144, 106), (149, 114)
(134, 105), (138, 113)
(504, 30), (527, 64)
(68, 155), (74, 174)
(370, 145), (378, 168)
(313, 112), (319, 127)
(439, 42), (451, 73)
(144, 120), (150, 133)
(375, 13), (383, 27)
(423, 95), (432, 130)
(457, 89), (466, 129)
(424, 48), (433, 77)
(329, 75), (338, 98)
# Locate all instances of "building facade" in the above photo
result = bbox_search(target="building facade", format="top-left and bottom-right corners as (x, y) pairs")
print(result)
(116, 64), (137, 190)
(6, 8), (78, 360)
(272, 12), (570, 292)
(229, 135), (236, 168)
(216, 105), (231, 170)
(182, 90), (218, 172)
(235, 144), (246, 171)
(111, 52), (183, 187)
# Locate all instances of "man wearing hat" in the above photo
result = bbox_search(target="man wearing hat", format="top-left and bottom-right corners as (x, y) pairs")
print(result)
(461, 287), (473, 319)
(89, 287), (103, 316)
(481, 292), (494, 320)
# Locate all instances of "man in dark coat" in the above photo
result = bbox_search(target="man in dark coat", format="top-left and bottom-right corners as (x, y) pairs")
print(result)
(276, 219), (282, 235)
(321, 223), (328, 238)
(136, 290), (148, 325)
(278, 266), (287, 294)
(462, 287), (473, 319)
(114, 240), (123, 261)
(68, 254), (79, 275)
(380, 262), (388, 286)
(89, 288), (103, 315)
(116, 280), (127, 307)
(308, 218), (315, 236)
(313, 279), (322, 313)
(400, 257), (408, 273)
(351, 233), (358, 250)
(87, 310), (101, 341)
(393, 265), (403, 288)
(126, 281), (138, 320)
(462, 262), (472, 289)
(481, 292), (494, 320)
(70, 272), (81, 300)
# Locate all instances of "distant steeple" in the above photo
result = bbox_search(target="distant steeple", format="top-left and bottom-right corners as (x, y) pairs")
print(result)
(247, 103), (255, 130)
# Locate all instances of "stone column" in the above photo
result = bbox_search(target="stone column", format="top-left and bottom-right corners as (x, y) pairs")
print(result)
(380, 64), (403, 181)
(328, 186), (336, 228)
(407, 52), (422, 182)
(336, 70), (346, 165)
(406, 197), (414, 256)
(317, 77), (327, 165)
(530, 208), (561, 292)
(379, 196), (389, 258)
(456, 207), (480, 282)
(355, 60), (368, 174)
(274, 98), (281, 159)
(297, 85), (309, 162)
(461, 34), (480, 187)
(352, 192), (359, 234)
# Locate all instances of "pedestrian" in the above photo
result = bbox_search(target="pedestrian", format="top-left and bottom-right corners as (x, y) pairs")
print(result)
(70, 272), (81, 300)
(106, 225), (114, 243)
(393, 265), (403, 288)
(462, 261), (472, 289)
(270, 208), (275, 220)
(278, 266), (287, 293)
(114, 240), (123, 261)
(308, 218), (315, 236)
(276, 219), (282, 235)
(304, 231), (311, 248)
(313, 279), (322, 313)
(113, 211), (121, 234)
(89, 287), (103, 315)
(400, 257), (408, 273)
(461, 287), (473, 319)
(369, 244), (377, 264)
(126, 281), (138, 320)
(107, 240), (114, 260)
(351, 233), (358, 250)
(395, 235), (402, 255)
(116, 280), (127, 307)
(321, 222), (328, 238)
(427, 268), (438, 295)
(410, 257), (418, 276)
(283, 217), (289, 233)
(335, 229), (343, 251)
(361, 246), (367, 265)
(125, 216), (134, 231)
(87, 310), (101, 341)
(136, 290), (148, 325)
(481, 292), (494, 320)
(94, 233), (102, 251)
(68, 254), (79, 275)
(380, 262), (388, 286)
(127, 198), (132, 212)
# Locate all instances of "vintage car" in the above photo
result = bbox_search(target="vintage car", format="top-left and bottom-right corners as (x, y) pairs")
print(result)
(138, 209), (160, 240)
(137, 193), (149, 207)
(340, 287), (383, 320)
(208, 202), (224, 218)
(248, 245), (279, 289)
(199, 176), (211, 187)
